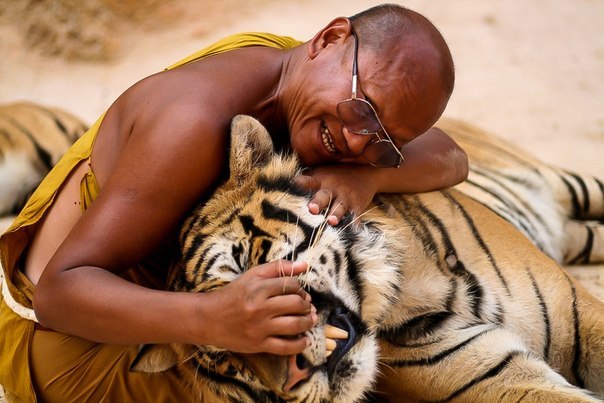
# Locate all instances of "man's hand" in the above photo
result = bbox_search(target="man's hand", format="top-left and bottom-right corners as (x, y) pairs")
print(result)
(200, 260), (318, 355)
(295, 165), (378, 225)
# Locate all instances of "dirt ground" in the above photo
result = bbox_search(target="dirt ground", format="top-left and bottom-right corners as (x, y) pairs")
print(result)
(0, 0), (603, 400)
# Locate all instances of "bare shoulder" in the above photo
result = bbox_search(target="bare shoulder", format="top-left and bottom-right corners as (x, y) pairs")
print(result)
(48, 72), (232, 275)
(45, 49), (286, 275)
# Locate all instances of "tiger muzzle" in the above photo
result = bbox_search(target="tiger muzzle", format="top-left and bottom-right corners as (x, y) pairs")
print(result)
(284, 300), (363, 392)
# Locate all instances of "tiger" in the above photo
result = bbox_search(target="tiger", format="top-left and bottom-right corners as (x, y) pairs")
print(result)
(0, 101), (88, 218)
(134, 114), (604, 402)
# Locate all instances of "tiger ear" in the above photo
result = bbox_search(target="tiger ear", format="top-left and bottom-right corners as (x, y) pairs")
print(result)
(229, 115), (274, 183)
(130, 344), (178, 373)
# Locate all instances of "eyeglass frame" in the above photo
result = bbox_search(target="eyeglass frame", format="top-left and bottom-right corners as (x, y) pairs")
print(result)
(336, 30), (404, 168)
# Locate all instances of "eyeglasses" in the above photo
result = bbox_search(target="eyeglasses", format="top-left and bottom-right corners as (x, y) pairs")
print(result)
(336, 31), (404, 168)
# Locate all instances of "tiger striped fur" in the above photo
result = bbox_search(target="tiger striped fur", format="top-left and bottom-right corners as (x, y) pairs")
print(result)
(439, 119), (604, 266)
(0, 102), (88, 217)
(133, 115), (604, 402)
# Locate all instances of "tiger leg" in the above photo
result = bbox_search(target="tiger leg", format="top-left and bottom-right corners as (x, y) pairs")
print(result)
(540, 168), (604, 221)
(541, 167), (604, 265)
(563, 219), (604, 265)
(375, 325), (599, 402)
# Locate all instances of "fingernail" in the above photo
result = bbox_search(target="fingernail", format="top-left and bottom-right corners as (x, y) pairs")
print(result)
(325, 350), (333, 357)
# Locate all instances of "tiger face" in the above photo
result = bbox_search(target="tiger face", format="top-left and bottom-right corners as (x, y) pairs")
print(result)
(134, 115), (604, 402)
(161, 115), (397, 402)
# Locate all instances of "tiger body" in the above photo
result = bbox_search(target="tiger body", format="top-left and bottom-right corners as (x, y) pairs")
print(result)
(133, 115), (604, 402)
(441, 118), (604, 266)
(0, 102), (88, 217)
(370, 190), (603, 401)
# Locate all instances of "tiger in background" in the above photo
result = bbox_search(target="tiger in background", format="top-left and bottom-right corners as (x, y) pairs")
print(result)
(440, 118), (604, 266)
(0, 101), (88, 219)
(133, 115), (604, 402)
(0, 101), (87, 325)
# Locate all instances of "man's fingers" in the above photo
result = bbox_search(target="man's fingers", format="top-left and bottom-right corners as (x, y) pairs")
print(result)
(254, 260), (308, 279)
(267, 314), (317, 337)
(262, 335), (310, 356)
(326, 199), (348, 225)
(308, 188), (333, 215)
(264, 293), (315, 317)
(294, 174), (320, 191)
(257, 276), (309, 300)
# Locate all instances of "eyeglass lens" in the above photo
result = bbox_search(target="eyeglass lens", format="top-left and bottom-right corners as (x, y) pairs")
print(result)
(336, 99), (383, 135)
(337, 98), (402, 167)
(363, 140), (402, 167)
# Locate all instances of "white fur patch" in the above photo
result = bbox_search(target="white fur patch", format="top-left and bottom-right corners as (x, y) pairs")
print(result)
(0, 151), (42, 215)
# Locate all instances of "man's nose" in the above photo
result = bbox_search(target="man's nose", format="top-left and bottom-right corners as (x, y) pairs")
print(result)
(341, 127), (374, 156)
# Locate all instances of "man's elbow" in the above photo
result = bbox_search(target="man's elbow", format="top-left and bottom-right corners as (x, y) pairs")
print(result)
(33, 285), (50, 326)
(443, 144), (468, 187)
(454, 146), (469, 183)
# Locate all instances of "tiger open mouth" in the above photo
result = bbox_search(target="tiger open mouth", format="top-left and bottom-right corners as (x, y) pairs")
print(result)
(284, 295), (362, 392)
(325, 307), (358, 379)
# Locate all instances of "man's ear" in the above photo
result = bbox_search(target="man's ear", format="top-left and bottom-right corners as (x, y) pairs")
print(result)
(308, 17), (353, 59)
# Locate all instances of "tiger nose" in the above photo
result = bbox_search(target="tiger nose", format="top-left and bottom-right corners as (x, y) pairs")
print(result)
(283, 353), (312, 392)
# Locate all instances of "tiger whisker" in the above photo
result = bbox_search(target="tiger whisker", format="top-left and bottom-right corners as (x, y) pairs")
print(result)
(299, 196), (335, 288)
(376, 360), (394, 375)
(289, 210), (303, 268)
(335, 205), (379, 237)
(194, 361), (202, 401)
(278, 259), (290, 294)
(179, 346), (203, 366)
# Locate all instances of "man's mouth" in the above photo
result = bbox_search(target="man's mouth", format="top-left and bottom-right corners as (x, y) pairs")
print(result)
(321, 122), (336, 153)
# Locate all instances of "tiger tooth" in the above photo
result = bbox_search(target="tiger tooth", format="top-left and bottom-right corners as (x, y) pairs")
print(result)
(325, 338), (337, 351)
(325, 324), (348, 339)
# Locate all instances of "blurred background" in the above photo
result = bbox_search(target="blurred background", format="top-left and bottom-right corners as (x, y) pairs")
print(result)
(0, 0), (602, 297)
(1, 0), (602, 172)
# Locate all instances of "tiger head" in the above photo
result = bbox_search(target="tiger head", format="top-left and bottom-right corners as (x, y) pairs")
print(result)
(133, 115), (404, 402)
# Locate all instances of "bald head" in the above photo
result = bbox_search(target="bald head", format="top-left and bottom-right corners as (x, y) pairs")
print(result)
(349, 4), (455, 99)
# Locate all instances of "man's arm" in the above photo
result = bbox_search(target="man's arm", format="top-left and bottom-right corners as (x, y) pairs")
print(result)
(33, 74), (315, 355)
(298, 127), (468, 224)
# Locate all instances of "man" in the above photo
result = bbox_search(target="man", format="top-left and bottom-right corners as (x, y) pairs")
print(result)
(0, 4), (467, 401)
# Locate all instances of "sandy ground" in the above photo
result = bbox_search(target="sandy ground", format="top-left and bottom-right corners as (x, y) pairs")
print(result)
(0, 0), (603, 400)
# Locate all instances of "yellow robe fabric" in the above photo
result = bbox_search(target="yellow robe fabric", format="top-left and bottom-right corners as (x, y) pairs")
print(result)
(0, 32), (302, 402)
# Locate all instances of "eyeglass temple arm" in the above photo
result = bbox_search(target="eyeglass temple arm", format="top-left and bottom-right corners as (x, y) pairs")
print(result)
(351, 31), (359, 99)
